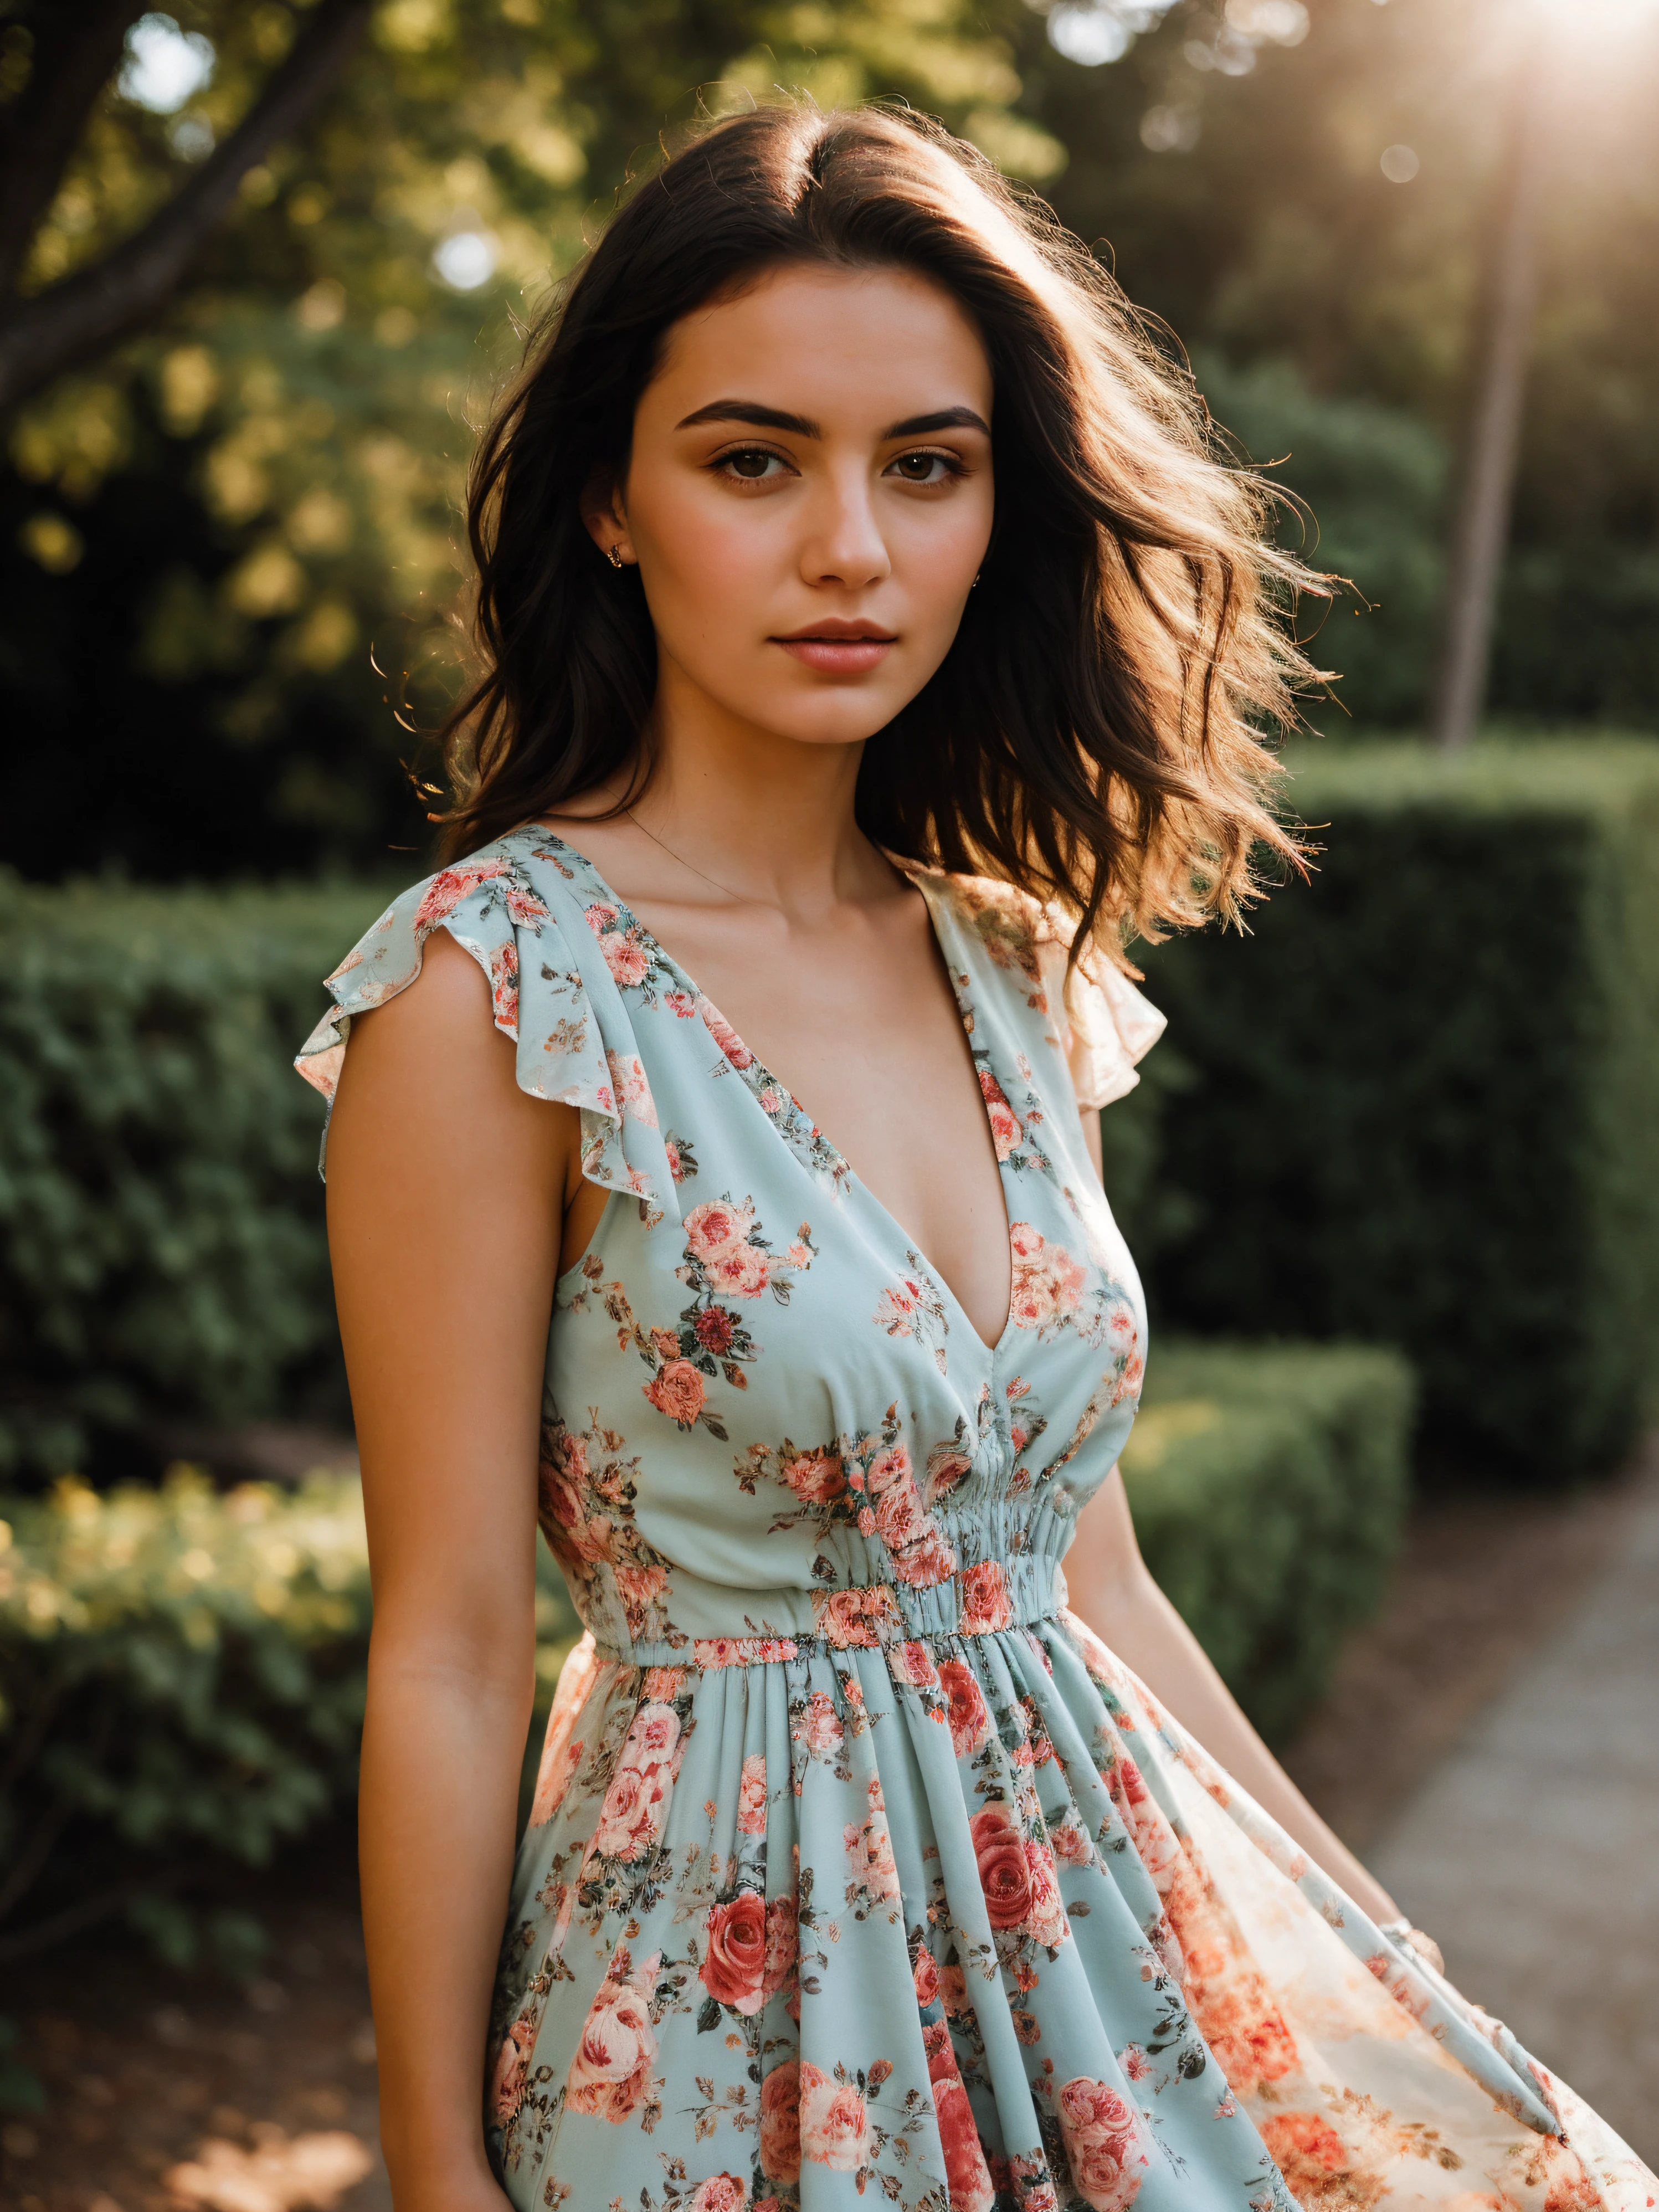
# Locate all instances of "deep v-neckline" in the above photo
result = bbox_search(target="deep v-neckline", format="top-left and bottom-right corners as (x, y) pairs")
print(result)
(528, 827), (1018, 1361)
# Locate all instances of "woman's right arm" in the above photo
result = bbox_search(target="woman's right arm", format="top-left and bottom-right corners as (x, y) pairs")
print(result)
(326, 931), (576, 2210)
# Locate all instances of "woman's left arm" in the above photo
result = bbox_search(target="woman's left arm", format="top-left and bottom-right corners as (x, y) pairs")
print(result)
(1077, 1108), (1404, 1929)
(1062, 1469), (1402, 1927)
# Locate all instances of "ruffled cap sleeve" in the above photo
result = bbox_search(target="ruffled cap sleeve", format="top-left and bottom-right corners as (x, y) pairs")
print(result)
(1042, 932), (1167, 1110)
(294, 843), (678, 1213)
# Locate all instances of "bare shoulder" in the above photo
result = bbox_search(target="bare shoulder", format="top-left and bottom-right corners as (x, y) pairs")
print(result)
(331, 930), (577, 1167)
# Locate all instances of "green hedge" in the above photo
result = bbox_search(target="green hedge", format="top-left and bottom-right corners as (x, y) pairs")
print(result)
(1134, 740), (1659, 1479)
(1123, 1340), (1415, 1743)
(0, 875), (387, 1481)
(0, 1466), (578, 1968)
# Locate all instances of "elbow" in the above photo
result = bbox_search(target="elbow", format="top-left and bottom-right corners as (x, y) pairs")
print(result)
(367, 1585), (539, 1711)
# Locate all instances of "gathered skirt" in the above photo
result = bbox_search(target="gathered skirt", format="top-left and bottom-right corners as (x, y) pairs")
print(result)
(485, 1607), (1656, 2212)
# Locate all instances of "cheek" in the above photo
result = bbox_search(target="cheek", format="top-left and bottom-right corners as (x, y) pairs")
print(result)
(886, 487), (994, 627)
(631, 480), (781, 629)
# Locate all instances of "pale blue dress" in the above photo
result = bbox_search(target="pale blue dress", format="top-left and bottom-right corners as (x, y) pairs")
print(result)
(299, 827), (1653, 2212)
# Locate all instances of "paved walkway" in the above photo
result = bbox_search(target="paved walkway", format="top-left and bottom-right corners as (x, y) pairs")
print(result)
(1369, 1467), (1659, 2162)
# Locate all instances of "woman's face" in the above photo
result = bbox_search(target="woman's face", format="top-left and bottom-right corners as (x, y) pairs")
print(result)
(587, 260), (995, 753)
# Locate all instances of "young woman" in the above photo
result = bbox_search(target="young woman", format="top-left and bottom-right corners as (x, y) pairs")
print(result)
(300, 106), (1652, 2212)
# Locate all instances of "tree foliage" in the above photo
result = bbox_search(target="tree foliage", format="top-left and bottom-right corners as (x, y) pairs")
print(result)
(1, 0), (1656, 878)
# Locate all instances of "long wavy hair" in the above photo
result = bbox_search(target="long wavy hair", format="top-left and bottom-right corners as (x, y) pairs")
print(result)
(438, 103), (1322, 950)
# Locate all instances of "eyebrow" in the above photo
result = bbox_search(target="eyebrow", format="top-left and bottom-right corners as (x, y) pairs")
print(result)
(674, 400), (991, 440)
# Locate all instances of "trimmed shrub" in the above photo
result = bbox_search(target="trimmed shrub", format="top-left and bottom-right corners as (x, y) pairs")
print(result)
(1136, 740), (1659, 1478)
(0, 1467), (577, 1965)
(0, 875), (388, 1481)
(1124, 1341), (1415, 1742)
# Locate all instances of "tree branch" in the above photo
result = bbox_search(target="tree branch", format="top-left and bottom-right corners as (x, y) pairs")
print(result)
(0, 0), (374, 414)
(0, 1), (147, 302)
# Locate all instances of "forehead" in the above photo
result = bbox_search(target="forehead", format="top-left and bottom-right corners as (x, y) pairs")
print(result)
(644, 262), (993, 423)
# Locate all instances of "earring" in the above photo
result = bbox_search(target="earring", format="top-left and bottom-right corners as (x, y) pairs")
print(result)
(971, 571), (982, 589)
(606, 544), (624, 569)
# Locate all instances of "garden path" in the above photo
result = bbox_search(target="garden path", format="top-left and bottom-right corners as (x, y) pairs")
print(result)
(1368, 1455), (1659, 2163)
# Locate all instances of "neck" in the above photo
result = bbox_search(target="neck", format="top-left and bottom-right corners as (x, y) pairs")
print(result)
(621, 664), (890, 919)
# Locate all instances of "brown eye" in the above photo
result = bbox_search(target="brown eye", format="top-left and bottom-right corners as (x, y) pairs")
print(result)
(888, 450), (954, 484)
(727, 449), (777, 479)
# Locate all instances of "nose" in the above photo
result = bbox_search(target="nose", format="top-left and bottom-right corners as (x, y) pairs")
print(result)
(799, 464), (891, 591)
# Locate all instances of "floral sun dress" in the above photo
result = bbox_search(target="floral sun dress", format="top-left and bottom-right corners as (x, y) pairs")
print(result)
(299, 826), (1655, 2212)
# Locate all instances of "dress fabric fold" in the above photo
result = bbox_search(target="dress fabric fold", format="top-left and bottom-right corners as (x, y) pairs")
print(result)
(304, 828), (1656, 2212)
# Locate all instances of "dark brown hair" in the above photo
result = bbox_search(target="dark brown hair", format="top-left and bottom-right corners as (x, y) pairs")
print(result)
(439, 103), (1320, 950)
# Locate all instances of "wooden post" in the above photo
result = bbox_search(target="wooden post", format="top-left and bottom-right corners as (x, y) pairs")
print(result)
(1430, 54), (1550, 751)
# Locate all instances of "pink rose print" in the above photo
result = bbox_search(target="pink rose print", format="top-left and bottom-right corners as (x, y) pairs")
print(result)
(413, 858), (510, 937)
(612, 1562), (670, 1638)
(891, 1640), (940, 1690)
(759, 2057), (801, 2185)
(780, 1449), (845, 1506)
(891, 1527), (958, 1588)
(1055, 2078), (1149, 2212)
(737, 1753), (768, 1835)
(489, 941), (518, 1030)
(684, 1199), (746, 1258)
(504, 881), (547, 927)
(874, 1476), (928, 1553)
(913, 1948), (939, 2007)
(703, 1239), (774, 1299)
(564, 1972), (659, 2122)
(490, 2013), (536, 2124)
(1023, 1836), (1069, 1947)
(798, 2062), (869, 2173)
(699, 997), (753, 1069)
(1006, 1223), (1087, 1335)
(686, 2178), (748, 2212)
(605, 1048), (658, 1127)
(591, 1757), (671, 1861)
(924, 1441), (973, 1504)
(644, 1358), (705, 1427)
(979, 1067), (1022, 1162)
(969, 1805), (1031, 1932)
(537, 1438), (613, 1569)
(924, 2021), (994, 2212)
(938, 1659), (991, 1757)
(1254, 2112), (1393, 2210)
(1051, 1818), (1093, 1865)
(600, 929), (650, 989)
(813, 1583), (900, 1648)
(701, 1890), (769, 2015)
(795, 1690), (844, 1758)
(957, 1559), (1014, 1635)
(844, 1779), (902, 1904)
(865, 1444), (910, 1494)
(629, 1702), (681, 1762)
(762, 1893), (798, 2000)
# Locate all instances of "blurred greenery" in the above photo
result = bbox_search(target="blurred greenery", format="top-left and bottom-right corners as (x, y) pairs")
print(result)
(1127, 1338), (1414, 1743)
(0, 872), (387, 1482)
(1134, 737), (1659, 1479)
(0, 1464), (579, 1964)
(0, 1), (1655, 878)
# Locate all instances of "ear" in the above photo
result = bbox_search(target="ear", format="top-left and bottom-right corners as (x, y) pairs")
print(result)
(580, 466), (635, 566)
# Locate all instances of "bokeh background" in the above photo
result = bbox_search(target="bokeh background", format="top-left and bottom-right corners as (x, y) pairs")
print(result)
(2, 2), (1658, 2205)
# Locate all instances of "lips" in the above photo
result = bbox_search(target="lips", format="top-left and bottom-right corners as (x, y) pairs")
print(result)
(772, 620), (896, 675)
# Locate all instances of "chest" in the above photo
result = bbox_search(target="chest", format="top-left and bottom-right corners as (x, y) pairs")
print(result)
(618, 893), (1011, 1347)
